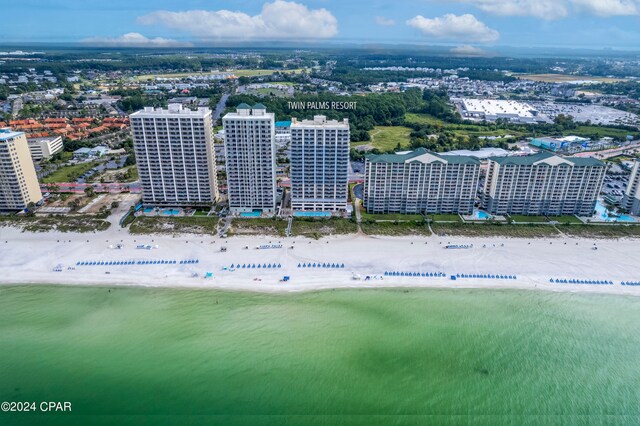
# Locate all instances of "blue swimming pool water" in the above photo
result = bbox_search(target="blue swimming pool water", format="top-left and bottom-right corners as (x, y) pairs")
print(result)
(594, 201), (636, 223)
(473, 210), (492, 220)
(240, 211), (261, 217)
(143, 208), (154, 213)
(293, 211), (332, 217)
(162, 209), (180, 216)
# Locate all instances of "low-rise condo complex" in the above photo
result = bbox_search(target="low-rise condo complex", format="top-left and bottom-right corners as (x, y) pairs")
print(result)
(482, 152), (606, 216)
(130, 104), (218, 207)
(364, 148), (481, 215)
(223, 103), (276, 214)
(0, 128), (43, 211)
(290, 115), (350, 211)
(623, 161), (640, 215)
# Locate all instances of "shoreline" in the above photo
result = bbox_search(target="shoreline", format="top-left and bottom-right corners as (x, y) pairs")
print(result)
(1, 225), (639, 296)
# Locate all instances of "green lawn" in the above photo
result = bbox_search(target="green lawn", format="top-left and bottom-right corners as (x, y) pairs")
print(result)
(352, 126), (413, 152)
(43, 161), (99, 183)
(427, 214), (463, 222)
(547, 216), (584, 224)
(566, 126), (637, 140)
(228, 218), (288, 237)
(405, 113), (526, 139)
(360, 220), (432, 236)
(508, 215), (551, 223)
(361, 211), (424, 222)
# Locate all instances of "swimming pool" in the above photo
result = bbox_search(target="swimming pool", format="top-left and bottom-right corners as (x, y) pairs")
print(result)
(472, 210), (492, 220)
(162, 209), (180, 216)
(143, 208), (154, 214)
(293, 211), (332, 217)
(594, 201), (636, 222)
(240, 211), (261, 217)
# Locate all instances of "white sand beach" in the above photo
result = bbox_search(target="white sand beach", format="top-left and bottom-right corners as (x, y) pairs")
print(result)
(1, 224), (639, 296)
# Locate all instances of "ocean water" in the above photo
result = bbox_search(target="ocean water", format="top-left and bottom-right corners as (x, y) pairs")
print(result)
(1, 286), (639, 424)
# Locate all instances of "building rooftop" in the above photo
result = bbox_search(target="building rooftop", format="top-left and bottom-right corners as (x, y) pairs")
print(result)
(0, 127), (25, 141)
(275, 121), (292, 128)
(236, 103), (252, 109)
(130, 104), (210, 117)
(291, 115), (349, 128)
(490, 151), (604, 167)
(366, 148), (481, 165)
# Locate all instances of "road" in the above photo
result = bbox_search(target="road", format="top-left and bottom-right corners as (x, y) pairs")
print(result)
(212, 94), (229, 121)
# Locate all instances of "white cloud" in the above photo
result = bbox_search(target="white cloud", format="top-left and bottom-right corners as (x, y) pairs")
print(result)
(138, 1), (338, 41)
(454, 0), (640, 19)
(374, 16), (396, 26)
(81, 33), (192, 47)
(573, 0), (639, 16)
(450, 45), (491, 56)
(406, 14), (499, 43)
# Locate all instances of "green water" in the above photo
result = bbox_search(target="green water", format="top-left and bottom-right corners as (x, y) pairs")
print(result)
(1, 286), (639, 424)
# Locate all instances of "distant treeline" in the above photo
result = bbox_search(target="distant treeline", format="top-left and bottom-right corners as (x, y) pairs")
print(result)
(226, 89), (426, 141)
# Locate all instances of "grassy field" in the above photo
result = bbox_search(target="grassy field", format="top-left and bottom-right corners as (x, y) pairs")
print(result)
(427, 214), (463, 222)
(404, 113), (526, 139)
(43, 161), (99, 183)
(508, 215), (550, 223)
(547, 216), (584, 224)
(291, 218), (358, 239)
(360, 212), (424, 222)
(129, 216), (220, 236)
(559, 224), (640, 239)
(360, 220), (431, 236)
(135, 68), (306, 81)
(352, 126), (413, 151)
(516, 74), (626, 83)
(431, 223), (561, 238)
(566, 125), (637, 140)
(0, 215), (110, 233)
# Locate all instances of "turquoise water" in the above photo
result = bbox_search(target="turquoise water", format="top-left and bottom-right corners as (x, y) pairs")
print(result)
(1, 286), (639, 424)
(162, 208), (180, 216)
(293, 211), (332, 217)
(595, 201), (636, 222)
(240, 211), (261, 217)
(473, 210), (492, 220)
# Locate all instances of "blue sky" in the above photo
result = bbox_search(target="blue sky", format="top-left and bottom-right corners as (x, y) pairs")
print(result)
(2, 0), (640, 49)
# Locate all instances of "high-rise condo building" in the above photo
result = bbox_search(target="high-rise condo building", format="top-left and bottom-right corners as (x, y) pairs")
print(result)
(290, 115), (350, 211)
(482, 152), (606, 216)
(27, 136), (63, 161)
(364, 148), (480, 215)
(130, 104), (218, 207)
(623, 161), (640, 215)
(0, 128), (43, 211)
(223, 103), (276, 214)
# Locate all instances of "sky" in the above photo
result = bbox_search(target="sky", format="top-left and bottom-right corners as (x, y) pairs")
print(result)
(2, 0), (640, 50)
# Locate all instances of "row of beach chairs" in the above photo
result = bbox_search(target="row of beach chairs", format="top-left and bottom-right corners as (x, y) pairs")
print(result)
(231, 263), (282, 269)
(76, 259), (199, 266)
(384, 271), (445, 277)
(550, 278), (612, 285)
(456, 273), (517, 280)
(298, 263), (345, 268)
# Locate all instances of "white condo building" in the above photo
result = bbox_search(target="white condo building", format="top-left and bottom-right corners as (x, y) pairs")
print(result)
(364, 148), (481, 215)
(223, 103), (276, 214)
(290, 115), (350, 211)
(623, 161), (640, 215)
(0, 128), (43, 211)
(130, 104), (218, 207)
(482, 152), (606, 216)
(27, 136), (63, 161)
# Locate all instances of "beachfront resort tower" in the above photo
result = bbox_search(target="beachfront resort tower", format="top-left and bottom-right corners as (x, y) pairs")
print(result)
(223, 103), (276, 214)
(0, 128), (42, 212)
(623, 161), (640, 215)
(290, 115), (350, 211)
(482, 152), (606, 216)
(130, 104), (219, 207)
(364, 148), (480, 215)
